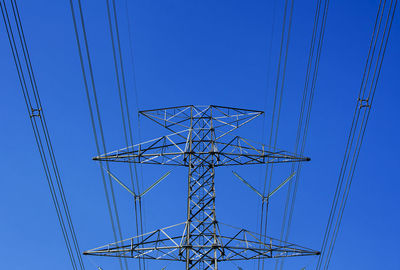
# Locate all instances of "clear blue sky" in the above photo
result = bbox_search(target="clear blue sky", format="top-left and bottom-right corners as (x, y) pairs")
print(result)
(0, 0), (399, 269)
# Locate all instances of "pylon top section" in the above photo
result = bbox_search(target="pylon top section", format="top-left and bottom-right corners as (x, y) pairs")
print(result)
(140, 105), (263, 139)
(93, 105), (310, 167)
(86, 105), (319, 268)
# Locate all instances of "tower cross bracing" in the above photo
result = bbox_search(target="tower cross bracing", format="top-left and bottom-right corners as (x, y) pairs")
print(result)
(84, 105), (319, 269)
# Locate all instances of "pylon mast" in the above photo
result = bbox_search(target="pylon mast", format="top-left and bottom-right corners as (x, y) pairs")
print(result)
(84, 105), (319, 269)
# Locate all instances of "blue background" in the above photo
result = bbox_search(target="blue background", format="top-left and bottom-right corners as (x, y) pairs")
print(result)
(0, 0), (399, 269)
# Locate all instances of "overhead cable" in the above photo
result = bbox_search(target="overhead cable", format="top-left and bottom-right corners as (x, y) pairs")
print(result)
(259, 0), (295, 269)
(1, 1), (85, 269)
(277, 0), (330, 269)
(316, 0), (397, 268)
(105, 1), (146, 268)
(68, 0), (128, 269)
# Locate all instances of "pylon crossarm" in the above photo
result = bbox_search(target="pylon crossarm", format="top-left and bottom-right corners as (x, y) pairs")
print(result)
(213, 137), (310, 166)
(83, 222), (187, 261)
(140, 105), (263, 138)
(85, 105), (319, 269)
(140, 105), (207, 132)
(93, 130), (190, 166)
(93, 134), (309, 167)
(217, 229), (319, 261)
(83, 223), (319, 261)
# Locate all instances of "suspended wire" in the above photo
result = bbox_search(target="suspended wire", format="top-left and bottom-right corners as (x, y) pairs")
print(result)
(257, 1), (278, 267)
(124, 0), (140, 114)
(102, 5), (132, 270)
(123, 3), (148, 262)
(318, 0), (390, 267)
(105, 0), (146, 269)
(276, 0), (330, 269)
(259, 0), (278, 145)
(124, 0), (145, 193)
(68, 0), (128, 269)
(258, 0), (295, 269)
(1, 1), (85, 269)
(316, 0), (397, 268)
(120, 2), (147, 268)
(106, 0), (139, 197)
(323, 1), (397, 268)
(315, 0), (385, 261)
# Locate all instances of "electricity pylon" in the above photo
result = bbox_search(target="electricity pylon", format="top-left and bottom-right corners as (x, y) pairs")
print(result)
(84, 105), (319, 269)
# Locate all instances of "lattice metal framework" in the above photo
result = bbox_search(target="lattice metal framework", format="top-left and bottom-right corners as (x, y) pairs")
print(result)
(84, 105), (319, 269)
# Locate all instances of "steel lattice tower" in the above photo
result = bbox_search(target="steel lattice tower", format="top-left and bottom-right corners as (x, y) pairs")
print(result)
(84, 105), (319, 269)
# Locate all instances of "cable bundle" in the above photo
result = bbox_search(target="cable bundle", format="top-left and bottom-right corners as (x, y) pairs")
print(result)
(69, 0), (128, 269)
(259, 1), (296, 268)
(69, 0), (145, 269)
(105, 0), (146, 269)
(316, 0), (397, 269)
(1, 1), (85, 269)
(277, 0), (330, 269)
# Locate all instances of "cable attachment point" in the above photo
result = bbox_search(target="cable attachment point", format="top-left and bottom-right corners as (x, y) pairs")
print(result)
(358, 98), (370, 108)
(30, 107), (42, 118)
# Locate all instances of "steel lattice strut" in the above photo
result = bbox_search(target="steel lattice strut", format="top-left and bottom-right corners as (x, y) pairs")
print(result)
(85, 105), (319, 269)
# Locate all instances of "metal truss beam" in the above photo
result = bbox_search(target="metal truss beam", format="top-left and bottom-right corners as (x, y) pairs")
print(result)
(83, 222), (320, 262)
(85, 105), (318, 269)
(93, 133), (309, 166)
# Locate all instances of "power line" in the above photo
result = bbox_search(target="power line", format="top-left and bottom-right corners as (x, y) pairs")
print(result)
(83, 105), (319, 269)
(316, 0), (397, 268)
(68, 0), (128, 269)
(1, 1), (85, 269)
(105, 0), (145, 269)
(277, 0), (330, 269)
(256, 2), (278, 270)
(258, 0), (295, 268)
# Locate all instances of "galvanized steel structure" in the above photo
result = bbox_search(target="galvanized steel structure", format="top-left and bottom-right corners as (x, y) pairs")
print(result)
(84, 105), (319, 269)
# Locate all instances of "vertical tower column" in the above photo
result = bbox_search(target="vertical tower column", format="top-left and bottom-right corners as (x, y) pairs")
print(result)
(185, 112), (219, 270)
(84, 105), (320, 267)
